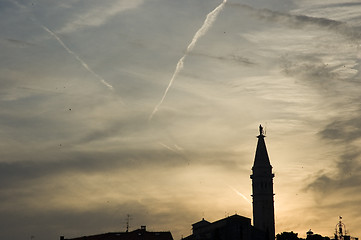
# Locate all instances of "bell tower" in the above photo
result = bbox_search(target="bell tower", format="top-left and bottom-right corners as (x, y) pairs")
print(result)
(250, 125), (275, 240)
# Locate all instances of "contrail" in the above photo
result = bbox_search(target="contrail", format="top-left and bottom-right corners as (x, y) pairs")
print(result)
(10, 0), (114, 90)
(158, 142), (178, 153)
(149, 0), (227, 120)
(228, 186), (252, 205)
(41, 25), (114, 90)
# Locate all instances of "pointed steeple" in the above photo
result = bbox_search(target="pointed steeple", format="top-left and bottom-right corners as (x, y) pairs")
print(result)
(253, 125), (271, 168)
(250, 124), (275, 240)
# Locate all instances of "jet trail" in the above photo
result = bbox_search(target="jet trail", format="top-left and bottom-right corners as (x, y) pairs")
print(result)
(41, 26), (114, 90)
(228, 186), (252, 205)
(149, 0), (227, 120)
(9, 0), (113, 90)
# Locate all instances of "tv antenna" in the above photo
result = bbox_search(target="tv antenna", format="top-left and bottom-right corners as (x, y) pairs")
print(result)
(125, 214), (132, 232)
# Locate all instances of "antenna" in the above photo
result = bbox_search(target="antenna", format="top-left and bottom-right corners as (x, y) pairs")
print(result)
(125, 214), (132, 232)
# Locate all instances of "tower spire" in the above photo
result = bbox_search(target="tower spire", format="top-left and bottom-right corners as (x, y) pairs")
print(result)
(251, 124), (275, 240)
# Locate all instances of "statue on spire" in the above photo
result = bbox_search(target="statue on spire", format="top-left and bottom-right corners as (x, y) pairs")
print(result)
(259, 124), (264, 136)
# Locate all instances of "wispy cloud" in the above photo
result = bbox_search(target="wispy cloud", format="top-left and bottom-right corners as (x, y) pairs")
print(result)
(229, 3), (361, 41)
(320, 117), (361, 143)
(3, 0), (361, 238)
(306, 150), (361, 196)
(56, 0), (144, 34)
(189, 51), (256, 66)
(1, 38), (35, 48)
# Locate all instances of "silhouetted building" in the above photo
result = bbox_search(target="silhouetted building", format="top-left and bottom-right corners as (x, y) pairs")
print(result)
(182, 214), (266, 240)
(302, 229), (331, 240)
(61, 226), (173, 240)
(63, 126), (276, 240)
(250, 125), (275, 240)
(183, 125), (274, 240)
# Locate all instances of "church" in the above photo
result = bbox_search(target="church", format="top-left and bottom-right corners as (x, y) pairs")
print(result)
(182, 125), (275, 240)
(61, 125), (275, 240)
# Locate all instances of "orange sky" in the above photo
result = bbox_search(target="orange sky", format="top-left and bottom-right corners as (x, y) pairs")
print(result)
(0, 0), (361, 239)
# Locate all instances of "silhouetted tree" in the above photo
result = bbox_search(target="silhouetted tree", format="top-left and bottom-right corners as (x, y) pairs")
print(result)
(276, 232), (299, 240)
(307, 234), (330, 240)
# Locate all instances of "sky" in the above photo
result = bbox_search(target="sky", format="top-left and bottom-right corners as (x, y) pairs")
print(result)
(1, 0), (361, 239)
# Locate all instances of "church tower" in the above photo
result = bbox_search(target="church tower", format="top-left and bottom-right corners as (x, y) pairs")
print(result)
(250, 125), (275, 240)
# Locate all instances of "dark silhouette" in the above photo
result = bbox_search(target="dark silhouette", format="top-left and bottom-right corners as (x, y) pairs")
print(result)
(333, 217), (358, 240)
(307, 234), (330, 240)
(182, 125), (274, 240)
(182, 215), (266, 240)
(276, 232), (299, 240)
(251, 125), (275, 240)
(276, 230), (332, 240)
(60, 226), (173, 240)
(59, 126), (359, 240)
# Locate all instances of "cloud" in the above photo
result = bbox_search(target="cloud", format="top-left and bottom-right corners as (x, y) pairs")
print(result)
(310, 2), (361, 10)
(3, 0), (361, 238)
(306, 155), (361, 196)
(0, 144), (249, 239)
(236, 0), (297, 12)
(228, 3), (361, 41)
(0, 151), (178, 188)
(319, 117), (361, 143)
(0, 145), (246, 192)
(0, 193), (201, 240)
(57, 0), (143, 34)
(306, 118), (361, 205)
(280, 55), (339, 91)
(1, 38), (35, 48)
(189, 51), (256, 66)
